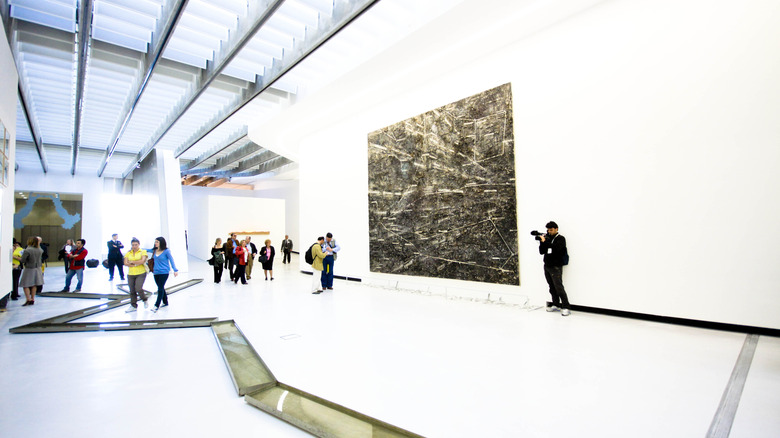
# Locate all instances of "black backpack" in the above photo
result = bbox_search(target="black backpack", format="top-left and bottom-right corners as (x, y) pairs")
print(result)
(304, 244), (316, 265)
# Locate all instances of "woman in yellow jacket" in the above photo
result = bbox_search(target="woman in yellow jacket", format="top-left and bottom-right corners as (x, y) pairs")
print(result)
(311, 236), (332, 294)
(123, 238), (149, 312)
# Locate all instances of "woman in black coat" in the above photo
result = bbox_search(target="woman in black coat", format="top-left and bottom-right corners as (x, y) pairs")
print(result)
(259, 239), (275, 280)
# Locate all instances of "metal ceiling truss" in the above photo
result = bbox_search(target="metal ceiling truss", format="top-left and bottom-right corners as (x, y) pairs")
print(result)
(123, 0), (287, 178)
(181, 138), (266, 176)
(7, 17), (49, 172)
(96, 0), (190, 177)
(17, 83), (48, 172)
(180, 128), (249, 171)
(182, 147), (278, 177)
(165, 0), (381, 164)
(16, 140), (136, 161)
(189, 154), (292, 179)
(123, 0), (381, 179)
(71, 0), (94, 175)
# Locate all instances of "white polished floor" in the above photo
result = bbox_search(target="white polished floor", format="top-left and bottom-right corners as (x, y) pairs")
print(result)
(1, 256), (778, 438)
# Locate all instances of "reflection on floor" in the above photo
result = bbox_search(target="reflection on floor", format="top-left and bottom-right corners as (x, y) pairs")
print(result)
(1, 255), (778, 437)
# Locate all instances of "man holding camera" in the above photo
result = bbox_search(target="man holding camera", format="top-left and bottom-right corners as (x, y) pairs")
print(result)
(537, 221), (571, 316)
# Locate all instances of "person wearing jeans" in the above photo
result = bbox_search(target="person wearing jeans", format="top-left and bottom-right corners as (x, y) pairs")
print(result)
(149, 236), (178, 313)
(320, 233), (340, 290)
(124, 238), (149, 312)
(61, 239), (88, 292)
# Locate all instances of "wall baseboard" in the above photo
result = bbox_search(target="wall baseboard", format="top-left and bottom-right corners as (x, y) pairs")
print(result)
(558, 303), (780, 337)
(300, 270), (362, 282)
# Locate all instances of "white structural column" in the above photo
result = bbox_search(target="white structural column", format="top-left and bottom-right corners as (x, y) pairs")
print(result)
(155, 149), (189, 272)
(0, 18), (20, 297)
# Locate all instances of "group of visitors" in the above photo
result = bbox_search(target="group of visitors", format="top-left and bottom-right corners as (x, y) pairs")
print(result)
(210, 233), (278, 284)
(4, 233), (178, 314)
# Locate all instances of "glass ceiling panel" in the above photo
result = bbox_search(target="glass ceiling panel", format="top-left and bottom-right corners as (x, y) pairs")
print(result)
(209, 0), (248, 16)
(160, 48), (207, 69)
(296, 0), (333, 15)
(280, 1), (320, 27)
(177, 13), (230, 40)
(164, 36), (216, 61)
(91, 28), (148, 52)
(104, 0), (163, 18)
(9, 0), (77, 33)
(94, 1), (158, 28)
(93, 15), (154, 43)
(185, 0), (240, 28)
(168, 25), (223, 55)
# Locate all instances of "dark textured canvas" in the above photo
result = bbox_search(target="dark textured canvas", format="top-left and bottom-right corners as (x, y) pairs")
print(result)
(367, 83), (518, 285)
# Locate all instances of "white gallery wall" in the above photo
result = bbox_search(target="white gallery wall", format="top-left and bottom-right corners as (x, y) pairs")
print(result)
(185, 193), (285, 263)
(253, 179), (300, 252)
(0, 18), (18, 296)
(254, 0), (780, 329)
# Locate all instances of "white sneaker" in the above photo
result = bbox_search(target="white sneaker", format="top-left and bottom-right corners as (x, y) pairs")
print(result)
(561, 308), (571, 316)
(546, 306), (560, 312)
(150, 307), (158, 313)
(125, 307), (137, 313)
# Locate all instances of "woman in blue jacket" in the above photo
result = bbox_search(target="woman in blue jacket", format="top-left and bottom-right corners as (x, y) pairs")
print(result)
(150, 236), (178, 312)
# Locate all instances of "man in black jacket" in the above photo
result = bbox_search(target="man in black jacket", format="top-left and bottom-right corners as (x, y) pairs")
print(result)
(107, 234), (125, 281)
(538, 221), (571, 316)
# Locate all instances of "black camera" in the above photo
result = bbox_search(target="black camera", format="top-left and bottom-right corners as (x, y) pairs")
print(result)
(530, 230), (545, 241)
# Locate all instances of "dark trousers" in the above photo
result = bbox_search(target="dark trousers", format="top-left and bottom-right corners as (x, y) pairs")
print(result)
(213, 263), (223, 283)
(108, 255), (124, 279)
(544, 264), (570, 309)
(153, 273), (169, 308)
(228, 257), (236, 280)
(233, 264), (247, 284)
(321, 256), (334, 288)
(12, 268), (22, 299)
(283, 250), (291, 264)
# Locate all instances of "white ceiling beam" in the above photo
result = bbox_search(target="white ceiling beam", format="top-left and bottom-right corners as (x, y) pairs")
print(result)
(71, 0), (94, 175)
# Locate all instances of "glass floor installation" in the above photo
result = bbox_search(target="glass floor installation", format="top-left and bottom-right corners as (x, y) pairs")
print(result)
(212, 320), (424, 438)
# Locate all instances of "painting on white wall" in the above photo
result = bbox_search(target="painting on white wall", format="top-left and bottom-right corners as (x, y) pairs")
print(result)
(367, 83), (519, 285)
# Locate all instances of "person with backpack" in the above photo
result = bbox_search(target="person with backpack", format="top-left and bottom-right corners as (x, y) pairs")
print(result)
(308, 236), (332, 294)
(538, 221), (571, 316)
(211, 238), (225, 283)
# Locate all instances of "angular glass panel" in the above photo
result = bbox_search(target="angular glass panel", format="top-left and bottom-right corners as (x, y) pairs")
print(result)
(211, 320), (277, 395)
(246, 384), (424, 438)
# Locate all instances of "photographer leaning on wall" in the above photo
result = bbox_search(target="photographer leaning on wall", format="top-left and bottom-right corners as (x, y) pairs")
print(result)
(533, 221), (571, 316)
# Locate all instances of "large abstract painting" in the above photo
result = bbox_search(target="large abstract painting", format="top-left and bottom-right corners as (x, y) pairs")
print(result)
(367, 83), (518, 285)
